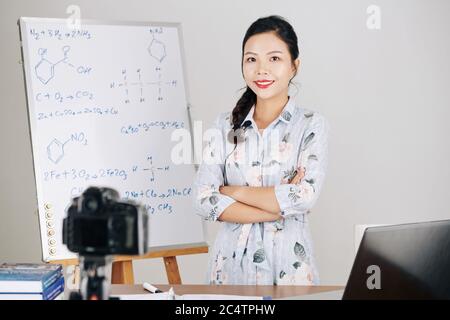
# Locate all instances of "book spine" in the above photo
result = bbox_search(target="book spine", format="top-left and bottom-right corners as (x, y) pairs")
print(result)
(43, 277), (65, 300)
(42, 269), (63, 290)
(44, 284), (64, 300)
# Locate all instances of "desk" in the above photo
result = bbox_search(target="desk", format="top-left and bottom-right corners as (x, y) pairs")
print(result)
(111, 284), (344, 299)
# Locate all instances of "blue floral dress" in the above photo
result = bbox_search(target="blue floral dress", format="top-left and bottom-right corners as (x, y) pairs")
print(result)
(193, 97), (329, 285)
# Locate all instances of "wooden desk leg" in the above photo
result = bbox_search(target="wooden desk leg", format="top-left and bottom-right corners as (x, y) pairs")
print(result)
(164, 256), (182, 284)
(111, 260), (134, 284)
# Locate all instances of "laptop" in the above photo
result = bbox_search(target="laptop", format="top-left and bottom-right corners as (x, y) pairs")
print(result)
(284, 219), (450, 300)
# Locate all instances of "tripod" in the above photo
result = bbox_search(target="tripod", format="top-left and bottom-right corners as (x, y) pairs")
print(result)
(69, 255), (115, 300)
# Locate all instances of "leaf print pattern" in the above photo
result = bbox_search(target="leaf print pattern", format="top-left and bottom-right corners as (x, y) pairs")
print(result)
(209, 195), (219, 205)
(211, 252), (229, 284)
(283, 166), (296, 181)
(281, 110), (292, 122)
(279, 270), (286, 279)
(302, 132), (315, 151)
(293, 261), (302, 269)
(231, 224), (240, 232)
(288, 186), (301, 202)
(294, 242), (307, 261)
(197, 184), (224, 220)
(208, 206), (219, 221)
(253, 248), (266, 263)
(273, 220), (284, 231)
(288, 193), (300, 202)
(278, 262), (315, 285)
(267, 159), (280, 166)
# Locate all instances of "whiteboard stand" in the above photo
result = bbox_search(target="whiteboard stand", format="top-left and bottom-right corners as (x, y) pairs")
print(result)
(50, 243), (208, 285)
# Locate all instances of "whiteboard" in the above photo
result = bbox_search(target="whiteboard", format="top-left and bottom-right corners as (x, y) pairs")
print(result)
(18, 17), (205, 262)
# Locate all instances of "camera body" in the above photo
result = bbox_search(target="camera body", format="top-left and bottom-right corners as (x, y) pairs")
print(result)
(63, 186), (148, 256)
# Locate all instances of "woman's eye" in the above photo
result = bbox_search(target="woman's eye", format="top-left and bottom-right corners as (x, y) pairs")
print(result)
(270, 56), (280, 62)
(246, 57), (256, 62)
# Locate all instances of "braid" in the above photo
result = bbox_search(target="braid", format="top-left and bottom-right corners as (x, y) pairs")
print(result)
(231, 87), (256, 129)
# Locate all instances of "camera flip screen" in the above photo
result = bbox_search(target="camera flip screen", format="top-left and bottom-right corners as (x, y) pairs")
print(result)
(75, 218), (108, 249)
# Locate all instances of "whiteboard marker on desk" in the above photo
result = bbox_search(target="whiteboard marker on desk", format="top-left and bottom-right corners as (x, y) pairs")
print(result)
(143, 282), (163, 293)
(167, 287), (175, 300)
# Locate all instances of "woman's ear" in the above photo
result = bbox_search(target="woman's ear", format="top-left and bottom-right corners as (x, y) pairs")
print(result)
(293, 58), (300, 74)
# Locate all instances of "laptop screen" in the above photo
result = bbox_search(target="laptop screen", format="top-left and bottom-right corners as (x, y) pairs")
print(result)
(342, 220), (450, 300)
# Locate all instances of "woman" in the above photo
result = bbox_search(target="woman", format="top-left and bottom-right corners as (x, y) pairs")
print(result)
(193, 15), (329, 285)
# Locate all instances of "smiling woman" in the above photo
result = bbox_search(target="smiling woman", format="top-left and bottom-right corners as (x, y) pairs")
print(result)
(243, 33), (299, 116)
(193, 15), (329, 286)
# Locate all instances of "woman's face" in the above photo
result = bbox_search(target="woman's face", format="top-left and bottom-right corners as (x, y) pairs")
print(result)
(242, 31), (299, 102)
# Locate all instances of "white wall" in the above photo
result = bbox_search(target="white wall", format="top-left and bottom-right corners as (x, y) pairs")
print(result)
(1, 0), (449, 286)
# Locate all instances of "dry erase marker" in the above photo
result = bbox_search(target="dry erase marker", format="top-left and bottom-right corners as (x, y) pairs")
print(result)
(143, 282), (163, 293)
(167, 287), (175, 300)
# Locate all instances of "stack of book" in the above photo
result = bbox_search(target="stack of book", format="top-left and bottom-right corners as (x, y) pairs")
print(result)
(0, 263), (65, 300)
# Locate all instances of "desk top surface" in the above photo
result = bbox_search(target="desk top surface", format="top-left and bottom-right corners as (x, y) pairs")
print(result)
(111, 284), (344, 299)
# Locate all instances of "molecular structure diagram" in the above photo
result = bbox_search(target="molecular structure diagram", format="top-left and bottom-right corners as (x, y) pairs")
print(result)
(148, 37), (167, 63)
(142, 155), (170, 182)
(35, 46), (92, 85)
(110, 30), (177, 104)
(110, 68), (177, 104)
(47, 132), (87, 164)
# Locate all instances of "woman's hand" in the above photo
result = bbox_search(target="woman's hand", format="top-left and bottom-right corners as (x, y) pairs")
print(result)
(287, 166), (305, 184)
(219, 185), (234, 197)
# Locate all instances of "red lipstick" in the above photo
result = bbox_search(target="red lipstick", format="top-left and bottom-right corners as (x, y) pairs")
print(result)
(254, 80), (275, 89)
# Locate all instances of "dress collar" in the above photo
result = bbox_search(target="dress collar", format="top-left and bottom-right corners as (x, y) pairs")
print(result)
(243, 96), (296, 128)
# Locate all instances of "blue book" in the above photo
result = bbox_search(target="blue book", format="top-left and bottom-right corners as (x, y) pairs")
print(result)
(0, 263), (63, 293)
(0, 276), (65, 300)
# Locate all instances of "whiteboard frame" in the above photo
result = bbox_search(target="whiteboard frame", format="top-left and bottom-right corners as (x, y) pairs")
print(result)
(18, 17), (205, 262)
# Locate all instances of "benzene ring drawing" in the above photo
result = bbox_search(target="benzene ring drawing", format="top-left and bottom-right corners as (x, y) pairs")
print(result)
(148, 38), (166, 63)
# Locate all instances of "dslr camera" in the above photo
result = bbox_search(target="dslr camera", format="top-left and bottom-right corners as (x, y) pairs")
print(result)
(63, 186), (149, 300)
(63, 186), (149, 255)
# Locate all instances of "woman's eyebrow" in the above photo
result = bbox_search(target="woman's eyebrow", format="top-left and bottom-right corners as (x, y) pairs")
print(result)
(244, 50), (284, 56)
(266, 50), (283, 55)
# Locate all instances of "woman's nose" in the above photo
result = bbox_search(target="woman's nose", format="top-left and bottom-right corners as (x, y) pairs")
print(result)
(257, 68), (269, 75)
(257, 62), (269, 75)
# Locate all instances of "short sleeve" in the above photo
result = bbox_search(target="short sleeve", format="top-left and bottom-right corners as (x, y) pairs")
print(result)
(274, 112), (329, 216)
(192, 113), (236, 221)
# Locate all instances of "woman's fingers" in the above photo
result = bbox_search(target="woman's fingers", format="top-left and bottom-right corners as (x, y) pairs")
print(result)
(283, 167), (306, 184)
(299, 166), (305, 179)
(291, 167), (305, 184)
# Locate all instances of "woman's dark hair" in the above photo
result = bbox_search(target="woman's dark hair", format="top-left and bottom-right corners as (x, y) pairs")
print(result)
(231, 15), (300, 129)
